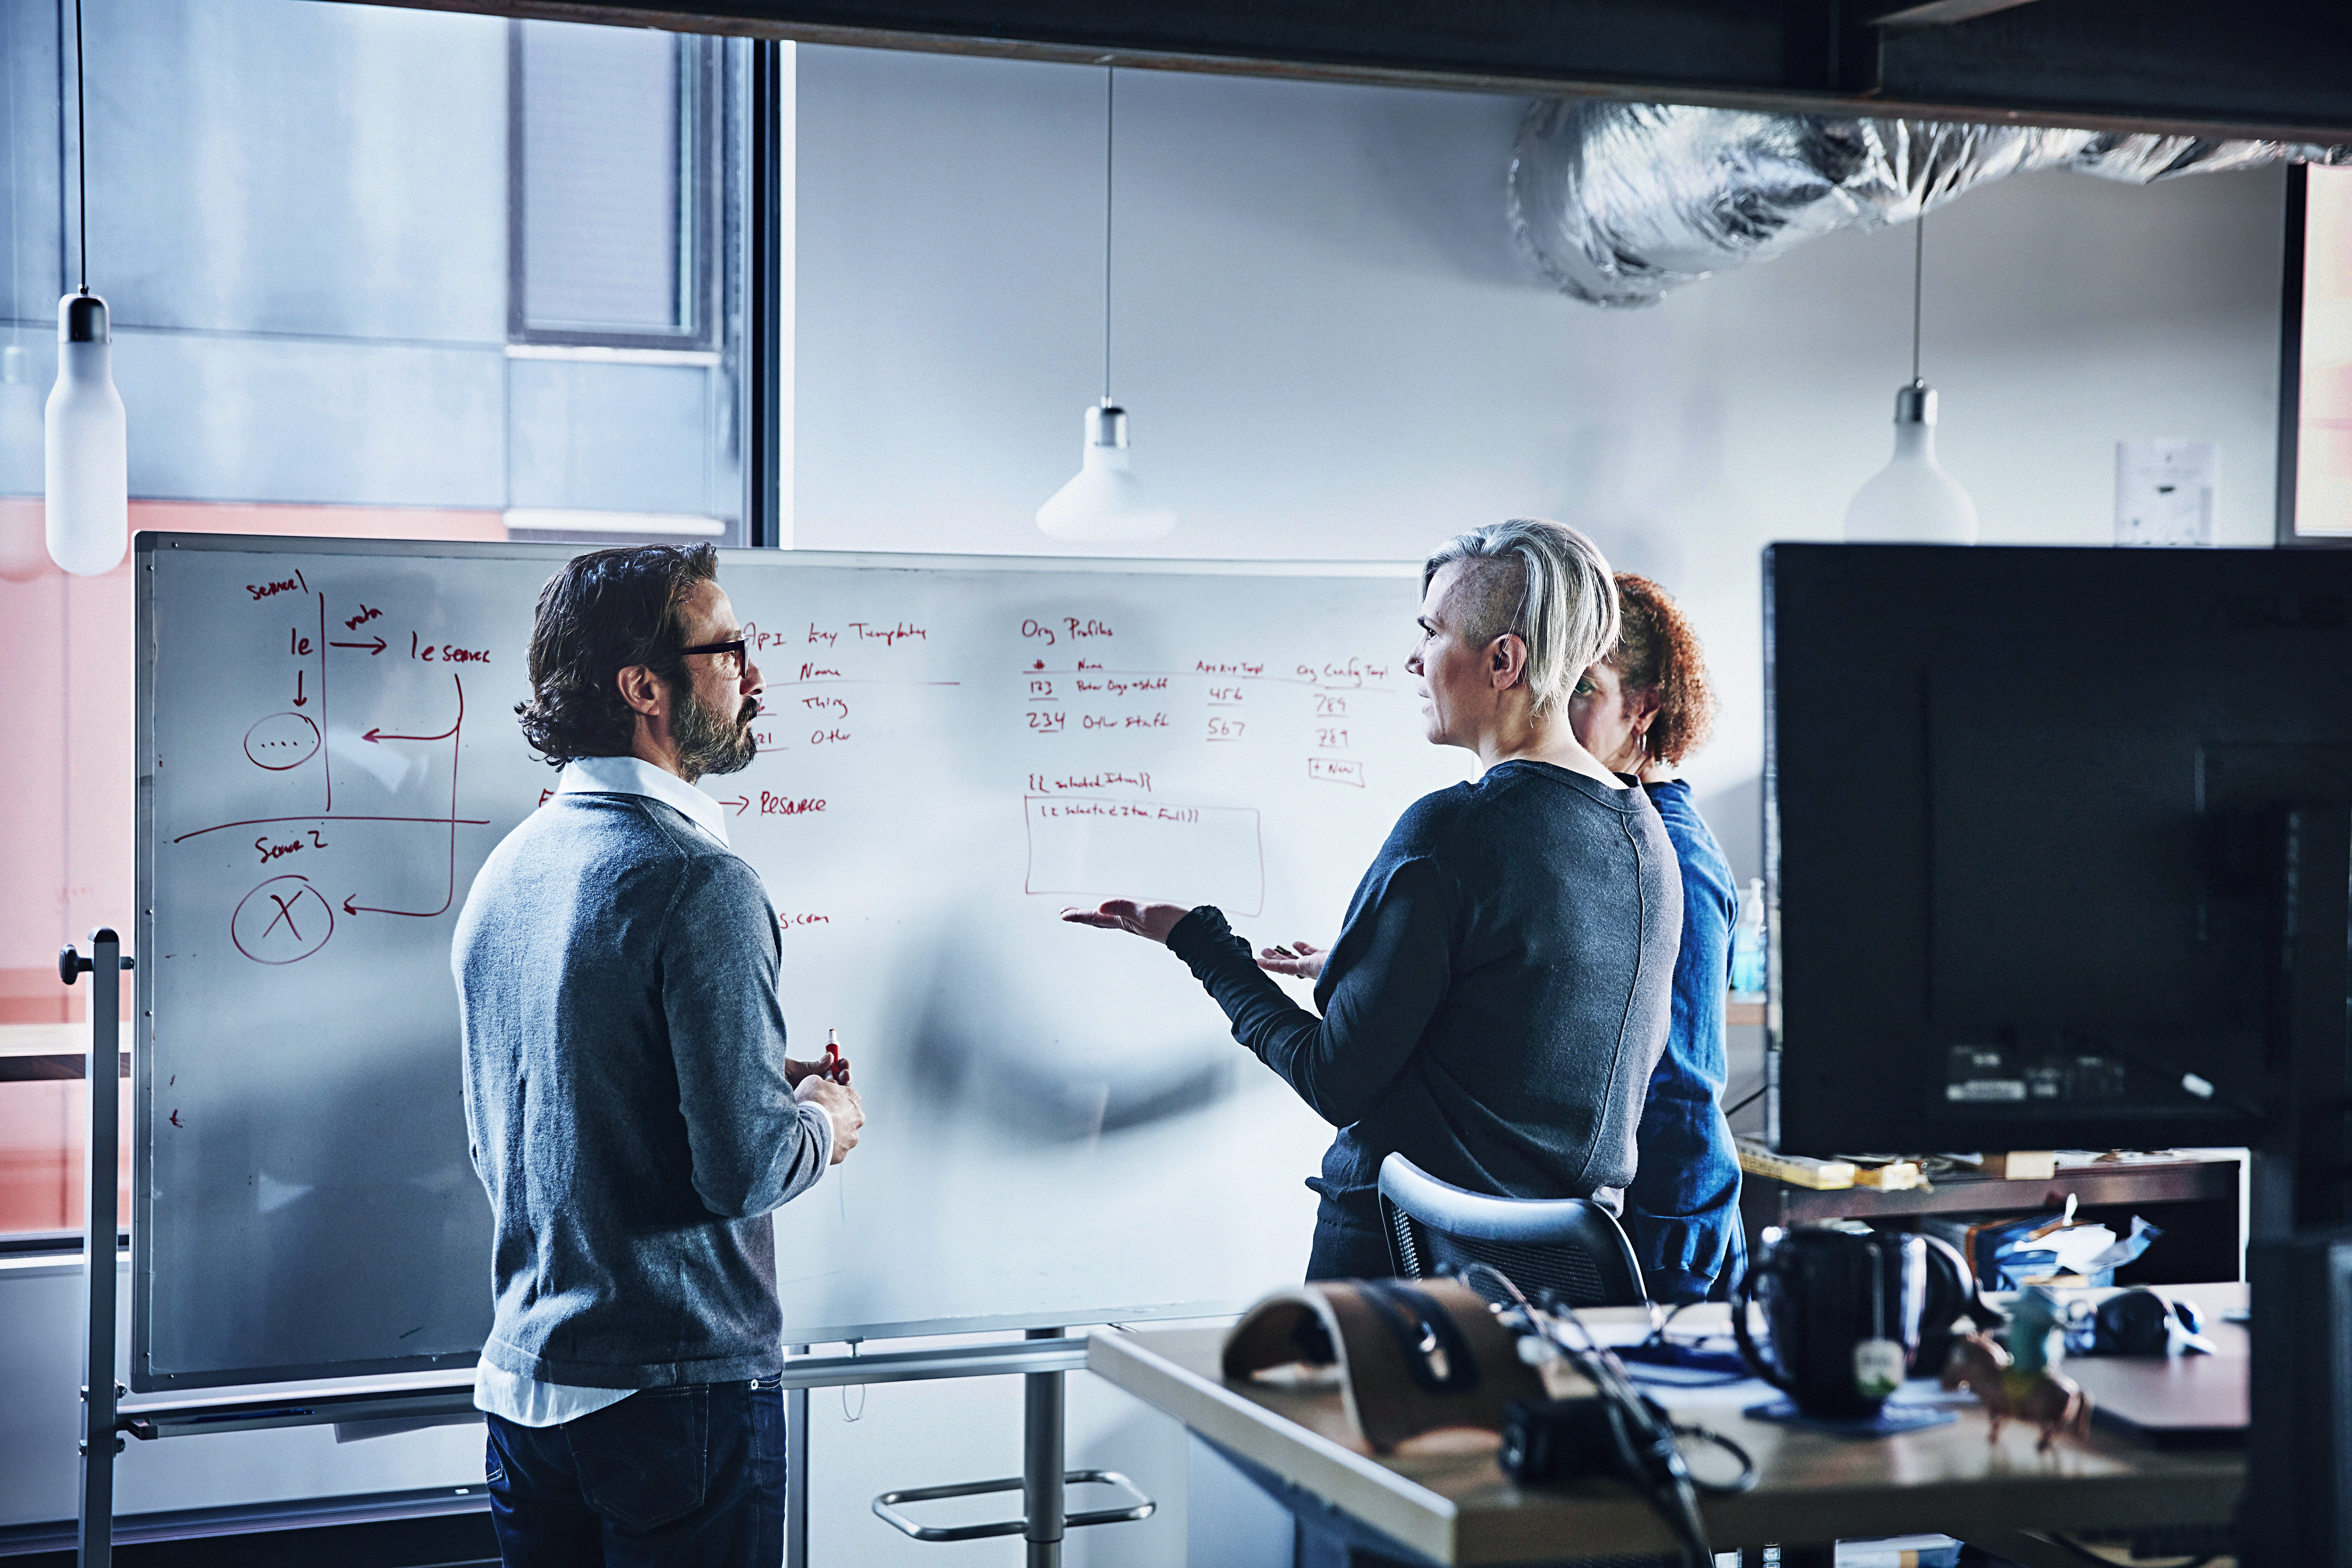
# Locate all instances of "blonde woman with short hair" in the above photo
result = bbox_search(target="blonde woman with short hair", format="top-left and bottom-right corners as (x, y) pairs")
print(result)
(1067, 520), (1682, 1279)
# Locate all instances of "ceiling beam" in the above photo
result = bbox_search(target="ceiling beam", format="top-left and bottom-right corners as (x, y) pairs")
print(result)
(361, 0), (2352, 144)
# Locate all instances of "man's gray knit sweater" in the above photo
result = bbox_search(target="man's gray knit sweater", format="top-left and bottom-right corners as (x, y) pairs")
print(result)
(454, 790), (832, 1389)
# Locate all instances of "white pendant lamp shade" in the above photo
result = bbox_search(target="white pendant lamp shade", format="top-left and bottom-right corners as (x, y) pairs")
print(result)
(45, 292), (127, 577)
(1037, 67), (1175, 543)
(1843, 380), (1977, 545)
(1036, 402), (1176, 542)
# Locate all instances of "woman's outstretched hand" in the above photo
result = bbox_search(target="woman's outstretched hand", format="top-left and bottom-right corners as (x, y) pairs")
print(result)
(1061, 899), (1191, 945)
(1256, 940), (1327, 980)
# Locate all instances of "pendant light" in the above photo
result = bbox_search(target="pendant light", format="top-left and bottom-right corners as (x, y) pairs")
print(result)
(45, 0), (128, 578)
(1843, 216), (1976, 546)
(1036, 66), (1174, 543)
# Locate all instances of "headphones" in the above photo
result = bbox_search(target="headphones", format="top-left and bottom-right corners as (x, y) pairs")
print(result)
(2062, 1287), (2215, 1357)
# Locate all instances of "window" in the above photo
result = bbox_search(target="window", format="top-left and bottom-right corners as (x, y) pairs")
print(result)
(0, 0), (758, 1241)
(510, 21), (721, 354)
(2282, 164), (2352, 543)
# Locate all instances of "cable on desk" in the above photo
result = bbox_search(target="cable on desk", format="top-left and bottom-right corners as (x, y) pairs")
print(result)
(1458, 1262), (1755, 1568)
(1621, 1302), (1755, 1387)
(1623, 1368), (1754, 1388)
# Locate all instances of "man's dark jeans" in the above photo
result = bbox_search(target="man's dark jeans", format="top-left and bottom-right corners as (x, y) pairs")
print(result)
(484, 1377), (783, 1567)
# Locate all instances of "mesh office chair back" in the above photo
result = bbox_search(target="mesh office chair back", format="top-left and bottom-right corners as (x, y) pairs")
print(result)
(1377, 1152), (1648, 1309)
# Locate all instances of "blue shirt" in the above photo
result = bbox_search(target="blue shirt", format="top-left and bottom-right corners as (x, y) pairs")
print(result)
(1624, 780), (1746, 1303)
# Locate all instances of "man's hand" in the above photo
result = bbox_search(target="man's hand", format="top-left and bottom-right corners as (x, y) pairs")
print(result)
(795, 1075), (863, 1164)
(1256, 939), (1327, 980)
(1060, 899), (1192, 945)
(785, 1045), (850, 1088)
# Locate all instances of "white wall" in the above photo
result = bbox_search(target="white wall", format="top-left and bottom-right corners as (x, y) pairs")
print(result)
(795, 44), (2288, 886)
(792, 50), (2285, 1556)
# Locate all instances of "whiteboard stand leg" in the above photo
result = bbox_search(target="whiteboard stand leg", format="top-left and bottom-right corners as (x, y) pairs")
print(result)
(1024, 1328), (1065, 1568)
(786, 1344), (810, 1568)
(63, 930), (131, 1568)
(866, 1331), (1149, 1551)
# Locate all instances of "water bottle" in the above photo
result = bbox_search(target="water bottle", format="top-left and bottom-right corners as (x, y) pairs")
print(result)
(1729, 878), (1767, 996)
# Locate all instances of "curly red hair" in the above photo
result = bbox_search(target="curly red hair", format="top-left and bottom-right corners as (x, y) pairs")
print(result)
(1609, 572), (1716, 766)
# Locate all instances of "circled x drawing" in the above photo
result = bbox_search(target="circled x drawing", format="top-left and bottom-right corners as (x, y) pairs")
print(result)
(231, 874), (336, 965)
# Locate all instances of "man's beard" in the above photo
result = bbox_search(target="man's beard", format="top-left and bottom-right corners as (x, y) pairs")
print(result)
(673, 685), (759, 783)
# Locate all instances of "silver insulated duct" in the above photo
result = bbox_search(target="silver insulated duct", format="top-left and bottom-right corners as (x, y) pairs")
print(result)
(1510, 101), (2351, 308)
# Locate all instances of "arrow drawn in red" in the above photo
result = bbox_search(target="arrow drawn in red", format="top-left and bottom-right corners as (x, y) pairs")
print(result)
(342, 892), (444, 919)
(721, 796), (751, 816)
(292, 669), (307, 708)
(364, 715), (462, 744)
(329, 636), (387, 655)
(341, 675), (467, 919)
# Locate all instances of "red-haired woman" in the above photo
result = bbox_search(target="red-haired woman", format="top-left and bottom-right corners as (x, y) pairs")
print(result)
(1568, 573), (1745, 1304)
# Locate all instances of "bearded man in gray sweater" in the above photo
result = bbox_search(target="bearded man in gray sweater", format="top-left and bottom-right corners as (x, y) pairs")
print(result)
(455, 543), (863, 1567)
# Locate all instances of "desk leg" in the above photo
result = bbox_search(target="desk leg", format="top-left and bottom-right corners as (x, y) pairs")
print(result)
(785, 1344), (809, 1568)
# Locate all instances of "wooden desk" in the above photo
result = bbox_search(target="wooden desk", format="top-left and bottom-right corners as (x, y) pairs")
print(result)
(1088, 1299), (2245, 1566)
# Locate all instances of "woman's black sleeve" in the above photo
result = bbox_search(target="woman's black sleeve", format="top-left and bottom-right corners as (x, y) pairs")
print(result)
(1164, 856), (1453, 1127)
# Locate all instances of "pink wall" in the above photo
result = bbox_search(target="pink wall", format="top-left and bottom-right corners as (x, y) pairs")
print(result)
(0, 500), (503, 1234)
(0, 1079), (128, 1235)
(0, 499), (506, 1022)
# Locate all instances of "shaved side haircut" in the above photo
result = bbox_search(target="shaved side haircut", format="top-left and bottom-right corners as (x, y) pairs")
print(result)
(1423, 519), (1618, 715)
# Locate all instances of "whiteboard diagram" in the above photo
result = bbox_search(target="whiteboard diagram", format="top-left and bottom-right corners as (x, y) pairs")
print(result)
(136, 537), (1471, 1389)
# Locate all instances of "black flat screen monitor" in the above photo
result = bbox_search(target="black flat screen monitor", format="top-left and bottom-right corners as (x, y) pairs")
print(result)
(1764, 543), (2352, 1157)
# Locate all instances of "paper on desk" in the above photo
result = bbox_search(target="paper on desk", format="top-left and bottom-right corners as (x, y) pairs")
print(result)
(1995, 1215), (2160, 1286)
(2079, 1215), (2161, 1274)
(2037, 1223), (2119, 1275)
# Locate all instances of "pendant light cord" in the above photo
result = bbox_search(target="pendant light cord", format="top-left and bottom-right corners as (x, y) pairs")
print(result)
(71, 0), (88, 294)
(1102, 65), (1114, 406)
(1909, 212), (1923, 385)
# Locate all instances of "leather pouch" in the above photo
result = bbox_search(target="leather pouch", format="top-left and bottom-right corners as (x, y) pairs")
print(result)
(1221, 1278), (1544, 1452)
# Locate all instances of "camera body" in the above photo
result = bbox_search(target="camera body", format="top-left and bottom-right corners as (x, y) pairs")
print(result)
(1498, 1391), (1677, 1488)
(1497, 1394), (1615, 1485)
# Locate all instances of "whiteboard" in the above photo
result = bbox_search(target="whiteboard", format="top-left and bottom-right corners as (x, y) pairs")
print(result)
(134, 534), (1470, 1390)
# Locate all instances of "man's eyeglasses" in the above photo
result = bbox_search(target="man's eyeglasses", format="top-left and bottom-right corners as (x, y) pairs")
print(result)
(678, 638), (749, 676)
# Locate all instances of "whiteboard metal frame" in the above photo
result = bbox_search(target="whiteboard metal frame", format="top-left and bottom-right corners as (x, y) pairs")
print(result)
(132, 529), (1426, 574)
(110, 1335), (1092, 1440)
(135, 531), (1424, 1388)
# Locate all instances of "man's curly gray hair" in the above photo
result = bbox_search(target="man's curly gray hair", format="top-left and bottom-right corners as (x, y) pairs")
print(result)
(1421, 519), (1618, 717)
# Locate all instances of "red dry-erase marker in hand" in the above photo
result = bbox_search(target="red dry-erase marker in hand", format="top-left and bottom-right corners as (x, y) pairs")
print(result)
(824, 1028), (849, 1085)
